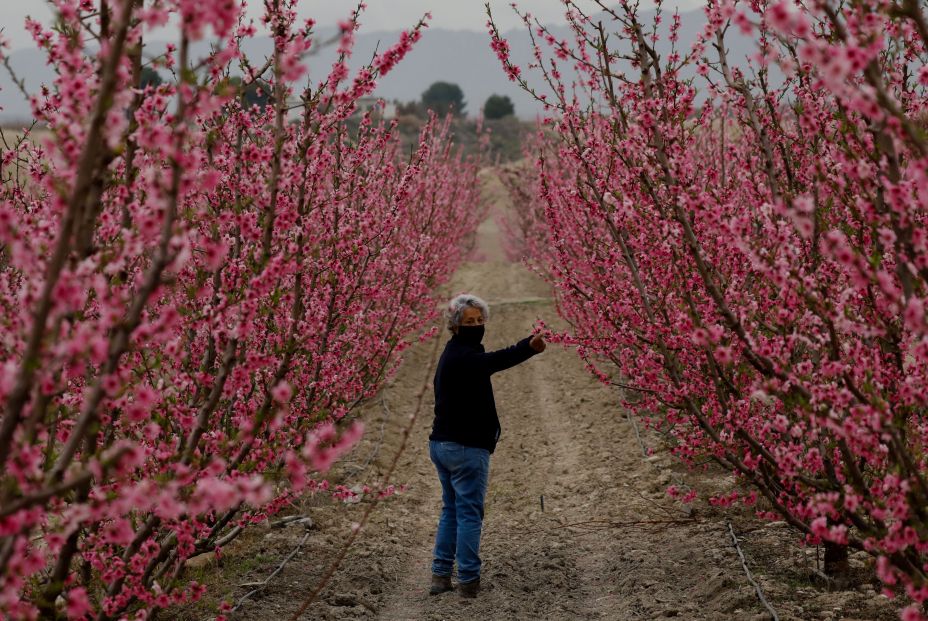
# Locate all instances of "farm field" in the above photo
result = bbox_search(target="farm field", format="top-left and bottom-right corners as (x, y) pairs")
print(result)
(3, 1), (928, 619)
(175, 183), (900, 621)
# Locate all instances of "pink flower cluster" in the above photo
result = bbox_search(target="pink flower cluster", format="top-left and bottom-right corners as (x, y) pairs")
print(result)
(494, 0), (928, 616)
(0, 1), (486, 618)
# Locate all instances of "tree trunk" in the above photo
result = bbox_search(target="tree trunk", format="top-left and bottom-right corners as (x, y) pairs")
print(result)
(823, 542), (849, 576)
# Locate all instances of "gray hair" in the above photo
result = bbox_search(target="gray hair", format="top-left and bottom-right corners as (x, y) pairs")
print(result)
(446, 294), (489, 332)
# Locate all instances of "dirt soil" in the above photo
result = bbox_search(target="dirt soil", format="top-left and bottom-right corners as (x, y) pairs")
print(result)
(178, 175), (901, 621)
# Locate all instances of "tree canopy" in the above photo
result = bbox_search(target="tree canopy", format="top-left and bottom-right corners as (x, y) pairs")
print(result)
(483, 94), (514, 120)
(421, 81), (466, 117)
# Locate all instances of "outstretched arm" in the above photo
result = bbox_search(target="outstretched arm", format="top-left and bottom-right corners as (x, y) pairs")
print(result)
(462, 335), (544, 375)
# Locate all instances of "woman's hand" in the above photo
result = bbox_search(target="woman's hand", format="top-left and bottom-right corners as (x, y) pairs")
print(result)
(529, 334), (546, 352)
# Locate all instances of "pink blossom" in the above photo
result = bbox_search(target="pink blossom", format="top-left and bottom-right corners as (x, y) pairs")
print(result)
(901, 606), (927, 621)
(714, 346), (734, 364)
(66, 587), (92, 619)
(904, 298), (925, 332)
(919, 66), (928, 87)
(271, 381), (292, 404)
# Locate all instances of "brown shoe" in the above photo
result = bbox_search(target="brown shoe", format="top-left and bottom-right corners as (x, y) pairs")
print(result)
(458, 578), (480, 598)
(429, 574), (453, 596)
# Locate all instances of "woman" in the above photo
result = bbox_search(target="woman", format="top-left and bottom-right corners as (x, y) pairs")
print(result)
(428, 293), (545, 598)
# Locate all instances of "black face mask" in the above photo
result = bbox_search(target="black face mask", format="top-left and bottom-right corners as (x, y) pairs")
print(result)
(456, 324), (485, 345)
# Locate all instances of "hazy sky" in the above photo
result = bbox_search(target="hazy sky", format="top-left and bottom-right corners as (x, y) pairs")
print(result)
(0, 1), (703, 50)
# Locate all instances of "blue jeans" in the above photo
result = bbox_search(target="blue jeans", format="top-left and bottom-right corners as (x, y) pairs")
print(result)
(429, 440), (490, 584)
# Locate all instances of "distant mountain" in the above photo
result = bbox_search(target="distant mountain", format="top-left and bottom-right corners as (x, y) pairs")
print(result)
(0, 8), (762, 124)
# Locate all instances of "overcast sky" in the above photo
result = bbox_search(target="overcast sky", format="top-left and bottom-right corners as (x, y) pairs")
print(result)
(1, 1), (703, 50)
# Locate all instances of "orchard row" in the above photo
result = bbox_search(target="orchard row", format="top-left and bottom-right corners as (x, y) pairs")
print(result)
(493, 0), (928, 618)
(0, 2), (485, 618)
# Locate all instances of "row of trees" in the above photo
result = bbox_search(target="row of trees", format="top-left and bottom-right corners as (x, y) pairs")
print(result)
(138, 71), (517, 121)
(0, 1), (485, 619)
(397, 81), (515, 119)
(494, 0), (928, 617)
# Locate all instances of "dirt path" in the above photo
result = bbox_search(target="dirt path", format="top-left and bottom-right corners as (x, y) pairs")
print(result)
(187, 178), (900, 621)
(367, 256), (769, 621)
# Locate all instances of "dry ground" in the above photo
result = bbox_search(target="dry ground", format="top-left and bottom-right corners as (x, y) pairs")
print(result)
(176, 176), (901, 621)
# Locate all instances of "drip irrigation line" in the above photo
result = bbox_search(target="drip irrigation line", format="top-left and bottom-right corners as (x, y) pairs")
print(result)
(728, 521), (780, 621)
(525, 517), (701, 534)
(230, 530), (311, 615)
(270, 515), (306, 528)
(624, 401), (779, 620)
(629, 485), (683, 520)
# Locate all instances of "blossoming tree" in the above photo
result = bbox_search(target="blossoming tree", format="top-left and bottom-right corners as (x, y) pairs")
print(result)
(0, 1), (485, 618)
(491, 0), (928, 616)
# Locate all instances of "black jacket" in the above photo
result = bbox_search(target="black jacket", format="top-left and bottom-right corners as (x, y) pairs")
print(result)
(429, 333), (540, 453)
